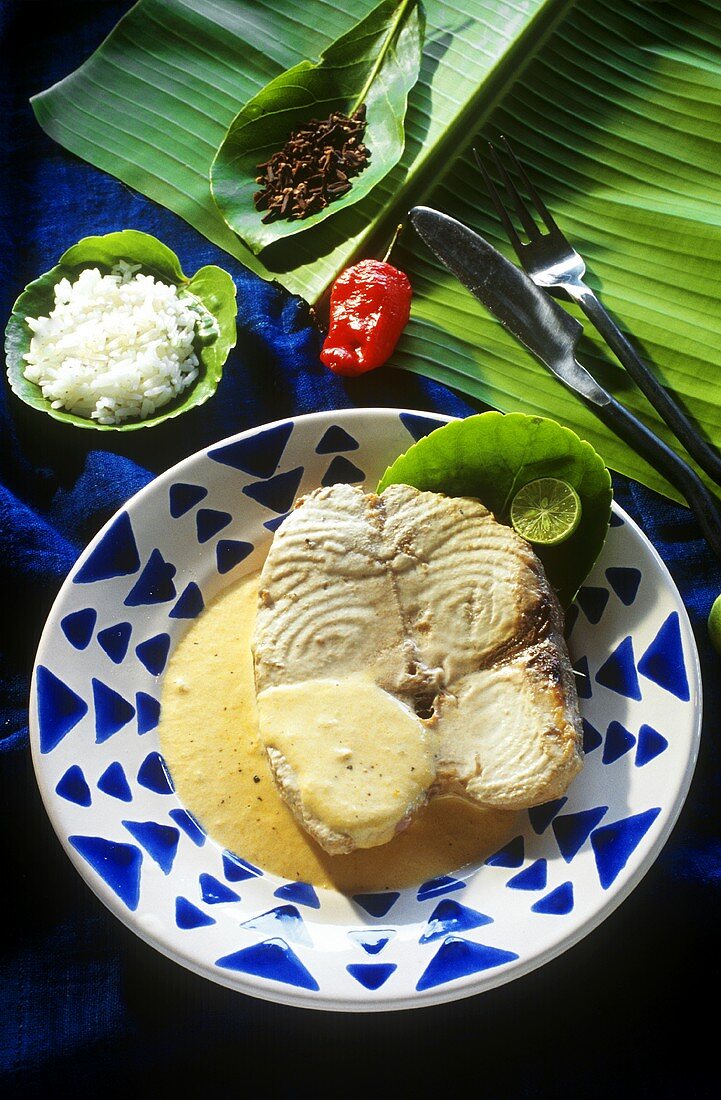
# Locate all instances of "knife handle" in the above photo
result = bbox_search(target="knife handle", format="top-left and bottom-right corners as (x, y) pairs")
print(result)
(568, 282), (721, 489)
(599, 393), (721, 560)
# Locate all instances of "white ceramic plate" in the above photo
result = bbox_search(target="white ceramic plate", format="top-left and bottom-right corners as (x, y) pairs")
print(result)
(30, 409), (702, 1011)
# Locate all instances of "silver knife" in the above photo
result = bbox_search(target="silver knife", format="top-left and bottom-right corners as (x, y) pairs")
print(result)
(409, 205), (721, 561)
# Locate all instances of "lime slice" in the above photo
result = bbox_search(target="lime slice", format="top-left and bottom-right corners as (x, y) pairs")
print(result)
(510, 477), (582, 546)
(708, 594), (721, 655)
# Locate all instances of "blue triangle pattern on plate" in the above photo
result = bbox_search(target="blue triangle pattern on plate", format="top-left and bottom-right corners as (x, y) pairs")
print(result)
(273, 881), (320, 909)
(169, 807), (206, 846)
(419, 899), (493, 943)
(582, 718), (603, 754)
(638, 612), (690, 700)
(169, 582), (204, 620)
(169, 482), (207, 518)
(97, 622), (132, 664)
(532, 881), (574, 915)
(572, 655), (592, 700)
(321, 455), (366, 486)
(603, 721), (636, 764)
(348, 929), (395, 954)
(74, 512), (140, 584)
(176, 896), (215, 929)
(123, 820), (179, 874)
(416, 936), (518, 992)
(137, 751), (175, 795)
(353, 892), (400, 918)
(136, 692), (160, 735)
(347, 963), (397, 990)
(400, 412), (444, 441)
(36, 665), (89, 753)
(264, 513), (290, 532)
(196, 508), (232, 544)
(243, 466), (304, 514)
(124, 549), (176, 606)
(215, 938), (320, 991)
(216, 539), (254, 575)
(609, 511), (624, 527)
(92, 678), (135, 743)
(56, 764), (91, 807)
(553, 806), (608, 862)
(69, 835), (142, 911)
(528, 799), (566, 834)
(564, 604), (579, 639)
(315, 425), (360, 453)
(576, 585), (610, 624)
(200, 873), (240, 904)
(636, 724), (668, 766)
(591, 807), (661, 889)
(135, 632), (171, 676)
(222, 851), (262, 882)
(240, 905), (312, 946)
(60, 608), (97, 650)
(485, 835), (524, 868)
(595, 636), (642, 700)
(507, 859), (547, 891)
(209, 422), (294, 478)
(97, 761), (132, 802)
(605, 566), (641, 605)
(417, 875), (465, 901)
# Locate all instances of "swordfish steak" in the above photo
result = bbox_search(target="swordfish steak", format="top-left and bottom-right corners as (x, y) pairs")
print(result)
(252, 482), (583, 855)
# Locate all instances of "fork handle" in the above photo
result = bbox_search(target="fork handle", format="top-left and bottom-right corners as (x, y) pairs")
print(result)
(567, 282), (721, 488)
(598, 392), (721, 560)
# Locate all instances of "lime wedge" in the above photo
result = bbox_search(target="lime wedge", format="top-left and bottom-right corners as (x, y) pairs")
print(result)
(708, 594), (721, 655)
(510, 477), (582, 546)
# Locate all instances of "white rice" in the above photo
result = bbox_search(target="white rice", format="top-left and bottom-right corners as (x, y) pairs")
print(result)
(23, 261), (201, 425)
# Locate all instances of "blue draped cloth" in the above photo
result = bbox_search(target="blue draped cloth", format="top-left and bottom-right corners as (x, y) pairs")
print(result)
(2, 1), (719, 1091)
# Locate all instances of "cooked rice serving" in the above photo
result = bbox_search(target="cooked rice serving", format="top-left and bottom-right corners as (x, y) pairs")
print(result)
(23, 261), (201, 425)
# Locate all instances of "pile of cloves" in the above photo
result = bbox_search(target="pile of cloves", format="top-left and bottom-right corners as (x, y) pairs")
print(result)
(253, 105), (371, 223)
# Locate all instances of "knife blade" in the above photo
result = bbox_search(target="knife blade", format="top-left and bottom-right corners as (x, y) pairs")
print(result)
(408, 205), (721, 560)
(409, 206), (609, 406)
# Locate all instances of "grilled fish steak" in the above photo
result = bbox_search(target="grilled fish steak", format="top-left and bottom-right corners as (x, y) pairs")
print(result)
(252, 483), (583, 854)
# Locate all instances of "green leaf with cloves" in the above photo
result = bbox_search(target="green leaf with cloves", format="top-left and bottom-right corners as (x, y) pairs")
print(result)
(210, 0), (424, 254)
(377, 412), (613, 608)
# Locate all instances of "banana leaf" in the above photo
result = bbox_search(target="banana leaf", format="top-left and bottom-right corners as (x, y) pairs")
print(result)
(32, 0), (562, 301)
(393, 0), (721, 504)
(30, 0), (721, 503)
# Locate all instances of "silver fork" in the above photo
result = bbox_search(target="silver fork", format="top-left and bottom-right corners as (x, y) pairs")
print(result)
(475, 136), (721, 488)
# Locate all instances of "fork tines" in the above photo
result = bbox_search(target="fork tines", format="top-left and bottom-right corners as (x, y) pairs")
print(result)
(473, 136), (560, 246)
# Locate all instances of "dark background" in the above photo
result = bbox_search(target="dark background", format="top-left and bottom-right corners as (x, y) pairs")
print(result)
(2, 1), (719, 1093)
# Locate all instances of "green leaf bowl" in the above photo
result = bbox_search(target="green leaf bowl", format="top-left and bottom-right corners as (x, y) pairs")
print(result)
(210, 0), (424, 254)
(378, 411), (613, 608)
(4, 230), (237, 431)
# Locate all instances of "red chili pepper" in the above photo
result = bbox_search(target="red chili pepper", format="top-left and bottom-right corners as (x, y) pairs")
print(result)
(320, 256), (412, 377)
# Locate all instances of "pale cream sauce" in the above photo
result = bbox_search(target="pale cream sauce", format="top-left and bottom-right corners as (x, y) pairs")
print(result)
(257, 675), (436, 849)
(158, 569), (521, 893)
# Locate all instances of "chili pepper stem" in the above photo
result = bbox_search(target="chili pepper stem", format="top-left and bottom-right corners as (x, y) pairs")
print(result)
(382, 223), (404, 264)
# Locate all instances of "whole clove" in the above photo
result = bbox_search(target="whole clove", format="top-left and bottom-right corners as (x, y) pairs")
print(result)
(254, 105), (371, 223)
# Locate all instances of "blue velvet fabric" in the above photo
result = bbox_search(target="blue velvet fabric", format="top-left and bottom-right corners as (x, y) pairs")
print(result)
(2, 1), (720, 1091)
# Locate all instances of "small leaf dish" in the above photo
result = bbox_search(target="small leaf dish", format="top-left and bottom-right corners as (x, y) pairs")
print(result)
(4, 230), (238, 431)
(210, 0), (423, 253)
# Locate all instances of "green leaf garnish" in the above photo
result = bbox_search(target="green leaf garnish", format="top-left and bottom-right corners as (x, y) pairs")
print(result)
(4, 230), (237, 432)
(210, 0), (424, 253)
(377, 412), (612, 608)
